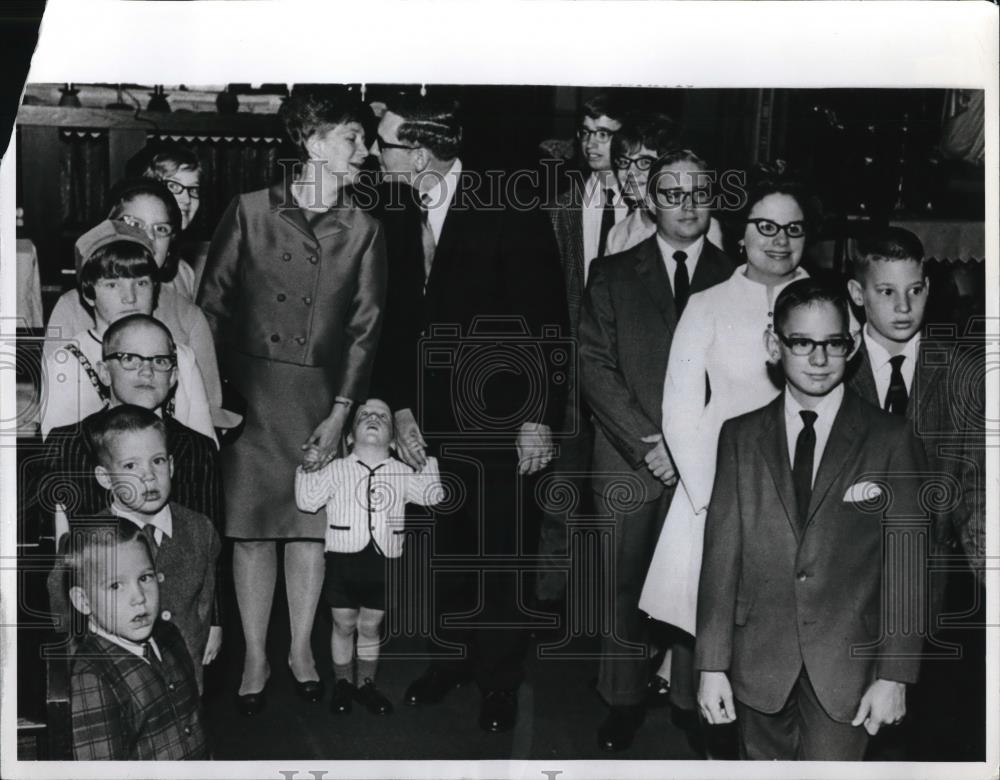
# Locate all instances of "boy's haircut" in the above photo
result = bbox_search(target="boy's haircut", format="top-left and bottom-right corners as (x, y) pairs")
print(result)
(773, 278), (850, 334)
(61, 516), (153, 594)
(102, 313), (176, 356)
(852, 226), (926, 280)
(387, 95), (463, 161)
(85, 404), (168, 469)
(142, 146), (201, 179)
(647, 148), (710, 196)
(611, 111), (678, 159)
(78, 240), (161, 311)
(581, 92), (629, 123)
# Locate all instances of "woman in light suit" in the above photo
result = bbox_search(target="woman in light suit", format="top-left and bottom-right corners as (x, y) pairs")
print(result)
(198, 89), (386, 715)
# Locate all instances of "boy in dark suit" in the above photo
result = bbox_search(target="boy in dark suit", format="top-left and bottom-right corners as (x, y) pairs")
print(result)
(65, 517), (208, 759)
(696, 279), (928, 760)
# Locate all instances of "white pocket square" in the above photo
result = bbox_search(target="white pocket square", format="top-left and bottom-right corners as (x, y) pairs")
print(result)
(843, 481), (883, 503)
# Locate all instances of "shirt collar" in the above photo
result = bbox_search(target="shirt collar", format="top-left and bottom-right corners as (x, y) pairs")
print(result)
(423, 158), (462, 209)
(784, 383), (845, 427)
(111, 501), (173, 540)
(348, 452), (395, 471)
(734, 263), (810, 288)
(863, 324), (920, 372)
(657, 234), (705, 265)
(91, 623), (159, 661)
(584, 171), (621, 202)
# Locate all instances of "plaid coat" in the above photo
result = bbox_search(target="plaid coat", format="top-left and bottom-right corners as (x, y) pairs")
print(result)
(71, 619), (209, 760)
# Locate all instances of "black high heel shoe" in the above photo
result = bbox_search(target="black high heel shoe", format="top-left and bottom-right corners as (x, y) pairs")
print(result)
(236, 665), (271, 716)
(288, 661), (325, 703)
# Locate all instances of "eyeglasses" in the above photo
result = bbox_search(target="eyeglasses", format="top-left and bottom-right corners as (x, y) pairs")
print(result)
(102, 351), (177, 372)
(748, 218), (806, 239)
(576, 127), (617, 144)
(163, 179), (200, 199)
(614, 154), (657, 172)
(116, 215), (174, 239)
(774, 332), (853, 357)
(653, 186), (712, 207)
(376, 133), (417, 151)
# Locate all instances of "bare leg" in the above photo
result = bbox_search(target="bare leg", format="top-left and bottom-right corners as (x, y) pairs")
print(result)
(285, 540), (324, 682)
(234, 540), (276, 695)
(331, 607), (359, 668)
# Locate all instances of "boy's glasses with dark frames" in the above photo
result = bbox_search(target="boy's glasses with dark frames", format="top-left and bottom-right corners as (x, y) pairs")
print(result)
(614, 154), (657, 171)
(102, 352), (177, 372)
(576, 127), (617, 143)
(748, 218), (806, 239)
(115, 215), (175, 238)
(653, 186), (713, 207)
(163, 179), (201, 199)
(774, 332), (853, 357)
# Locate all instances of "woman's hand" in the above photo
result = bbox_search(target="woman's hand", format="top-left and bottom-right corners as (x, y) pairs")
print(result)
(301, 403), (350, 471)
(202, 626), (223, 665)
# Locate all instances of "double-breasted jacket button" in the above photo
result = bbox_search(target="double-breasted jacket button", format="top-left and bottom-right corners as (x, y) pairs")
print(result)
(277, 293), (286, 302)
(308, 255), (318, 265)
(303, 296), (312, 305)
(295, 336), (306, 345)
(796, 571), (808, 582)
(270, 334), (281, 343)
(282, 252), (291, 262)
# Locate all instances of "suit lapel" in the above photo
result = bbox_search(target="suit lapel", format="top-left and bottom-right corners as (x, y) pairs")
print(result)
(910, 351), (946, 426)
(758, 396), (801, 539)
(847, 343), (880, 408)
(270, 181), (348, 243)
(804, 391), (865, 528)
(689, 241), (734, 295)
(633, 236), (677, 328)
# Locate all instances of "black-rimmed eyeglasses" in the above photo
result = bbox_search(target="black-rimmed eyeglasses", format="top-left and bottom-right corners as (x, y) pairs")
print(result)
(163, 179), (200, 199)
(614, 154), (657, 172)
(774, 332), (853, 357)
(102, 351), (177, 372)
(748, 218), (806, 239)
(576, 127), (617, 144)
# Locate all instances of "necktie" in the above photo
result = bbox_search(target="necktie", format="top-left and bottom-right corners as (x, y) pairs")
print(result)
(597, 188), (615, 258)
(140, 523), (159, 554)
(672, 250), (690, 316)
(792, 410), (818, 529)
(884, 355), (908, 415)
(419, 195), (436, 283)
(143, 641), (162, 668)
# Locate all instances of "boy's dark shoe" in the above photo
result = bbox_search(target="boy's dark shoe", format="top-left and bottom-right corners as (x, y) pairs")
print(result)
(330, 679), (355, 715)
(354, 679), (393, 715)
(403, 665), (471, 706)
(479, 689), (518, 733)
(598, 704), (645, 752)
(646, 674), (671, 708)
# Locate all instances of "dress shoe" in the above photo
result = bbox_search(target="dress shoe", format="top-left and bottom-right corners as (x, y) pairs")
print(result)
(330, 679), (355, 715)
(479, 689), (518, 733)
(288, 663), (325, 703)
(403, 666), (469, 706)
(598, 704), (645, 752)
(235, 689), (267, 717)
(354, 678), (393, 715)
(646, 674), (671, 708)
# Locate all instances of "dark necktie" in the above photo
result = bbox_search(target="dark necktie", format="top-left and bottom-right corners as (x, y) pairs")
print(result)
(792, 410), (818, 529)
(140, 523), (159, 554)
(419, 194), (436, 283)
(143, 641), (162, 669)
(884, 355), (908, 415)
(672, 250), (690, 316)
(597, 188), (615, 258)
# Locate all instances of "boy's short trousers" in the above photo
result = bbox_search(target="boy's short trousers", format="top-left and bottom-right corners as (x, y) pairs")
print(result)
(323, 541), (393, 611)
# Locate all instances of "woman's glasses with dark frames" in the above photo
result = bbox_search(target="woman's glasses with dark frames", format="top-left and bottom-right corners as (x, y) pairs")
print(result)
(748, 218), (806, 239)
(164, 179), (200, 199)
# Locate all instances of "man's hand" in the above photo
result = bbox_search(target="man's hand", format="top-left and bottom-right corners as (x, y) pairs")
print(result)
(698, 671), (737, 724)
(641, 433), (677, 486)
(202, 626), (222, 665)
(852, 679), (906, 735)
(301, 404), (350, 471)
(394, 408), (428, 470)
(516, 422), (554, 475)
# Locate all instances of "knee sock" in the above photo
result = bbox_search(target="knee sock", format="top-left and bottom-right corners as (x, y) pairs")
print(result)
(333, 660), (355, 685)
(356, 657), (378, 684)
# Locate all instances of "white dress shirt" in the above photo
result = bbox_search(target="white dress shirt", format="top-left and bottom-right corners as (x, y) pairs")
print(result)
(582, 172), (626, 284)
(863, 325), (919, 409)
(656, 233), (704, 296)
(421, 159), (462, 244)
(91, 623), (163, 663)
(784, 384), (845, 485)
(111, 501), (174, 547)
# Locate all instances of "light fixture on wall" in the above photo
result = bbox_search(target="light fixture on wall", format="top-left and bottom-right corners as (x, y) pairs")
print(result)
(58, 83), (81, 108)
(147, 85), (171, 113)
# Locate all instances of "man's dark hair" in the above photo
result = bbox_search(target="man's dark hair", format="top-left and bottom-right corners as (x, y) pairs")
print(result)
(611, 111), (678, 160)
(852, 226), (926, 281)
(773, 278), (850, 334)
(85, 404), (168, 469)
(387, 95), (463, 161)
(646, 148), (710, 199)
(580, 92), (630, 123)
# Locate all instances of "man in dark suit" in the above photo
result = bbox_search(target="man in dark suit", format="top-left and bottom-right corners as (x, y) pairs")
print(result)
(536, 93), (630, 606)
(578, 150), (734, 751)
(845, 227), (986, 759)
(697, 279), (928, 760)
(369, 96), (569, 733)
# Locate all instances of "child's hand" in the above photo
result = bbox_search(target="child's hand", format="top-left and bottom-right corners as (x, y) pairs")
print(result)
(202, 626), (222, 665)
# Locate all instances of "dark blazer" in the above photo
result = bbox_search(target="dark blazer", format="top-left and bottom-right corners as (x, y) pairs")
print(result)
(71, 619), (208, 760)
(197, 180), (387, 399)
(696, 390), (929, 722)
(579, 235), (734, 499)
(372, 168), (569, 437)
(846, 338), (983, 558)
(549, 182), (587, 340)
